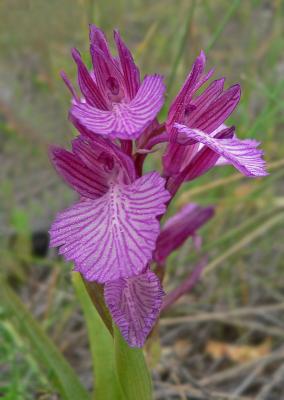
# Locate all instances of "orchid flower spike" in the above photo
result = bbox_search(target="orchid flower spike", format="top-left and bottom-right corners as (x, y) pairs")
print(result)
(50, 28), (267, 347)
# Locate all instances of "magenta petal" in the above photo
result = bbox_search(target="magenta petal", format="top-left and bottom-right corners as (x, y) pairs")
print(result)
(60, 71), (79, 101)
(182, 145), (222, 181)
(162, 142), (200, 176)
(163, 54), (224, 176)
(154, 204), (214, 263)
(177, 127), (235, 181)
(90, 45), (125, 100)
(49, 172), (170, 283)
(104, 271), (164, 347)
(189, 78), (225, 126)
(216, 138), (262, 166)
(192, 78), (225, 109)
(70, 74), (165, 139)
(50, 134), (136, 197)
(71, 48), (108, 110)
(192, 84), (241, 134)
(167, 51), (206, 139)
(162, 257), (206, 311)
(49, 146), (109, 198)
(72, 135), (136, 184)
(212, 124), (234, 165)
(114, 30), (140, 100)
(89, 24), (111, 58)
(175, 124), (268, 177)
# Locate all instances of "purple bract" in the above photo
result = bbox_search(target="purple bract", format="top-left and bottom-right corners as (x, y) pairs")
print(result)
(49, 26), (267, 347)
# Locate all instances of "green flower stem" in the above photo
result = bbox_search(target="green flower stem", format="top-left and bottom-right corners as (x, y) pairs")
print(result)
(114, 324), (153, 400)
(72, 273), (123, 400)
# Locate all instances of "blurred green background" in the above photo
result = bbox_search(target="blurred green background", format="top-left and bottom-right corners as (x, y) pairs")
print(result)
(0, 0), (284, 399)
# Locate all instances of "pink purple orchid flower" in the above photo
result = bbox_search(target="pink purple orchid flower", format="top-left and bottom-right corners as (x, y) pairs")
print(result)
(49, 25), (267, 348)
(65, 25), (165, 140)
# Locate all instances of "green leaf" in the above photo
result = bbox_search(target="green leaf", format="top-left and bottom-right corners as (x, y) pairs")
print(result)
(83, 279), (113, 334)
(72, 273), (123, 400)
(0, 280), (90, 400)
(114, 324), (153, 400)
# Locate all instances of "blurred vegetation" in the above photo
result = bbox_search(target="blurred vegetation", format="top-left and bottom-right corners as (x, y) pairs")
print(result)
(0, 0), (284, 399)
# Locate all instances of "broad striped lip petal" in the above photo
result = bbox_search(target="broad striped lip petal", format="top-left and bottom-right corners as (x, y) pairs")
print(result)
(49, 145), (109, 199)
(175, 124), (268, 177)
(154, 204), (214, 263)
(49, 172), (170, 283)
(176, 126), (235, 181)
(162, 123), (232, 178)
(104, 271), (164, 347)
(210, 125), (261, 166)
(215, 138), (261, 166)
(70, 74), (165, 140)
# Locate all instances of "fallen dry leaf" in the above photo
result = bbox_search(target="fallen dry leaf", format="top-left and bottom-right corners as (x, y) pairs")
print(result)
(174, 339), (192, 359)
(205, 338), (271, 363)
